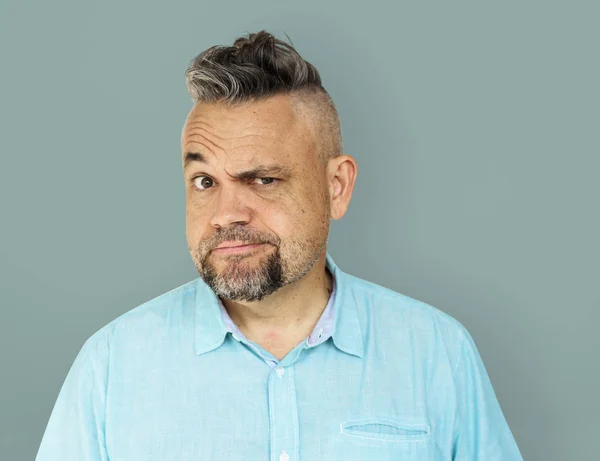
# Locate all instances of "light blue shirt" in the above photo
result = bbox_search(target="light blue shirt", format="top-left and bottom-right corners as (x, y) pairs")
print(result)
(36, 252), (523, 460)
(216, 267), (337, 369)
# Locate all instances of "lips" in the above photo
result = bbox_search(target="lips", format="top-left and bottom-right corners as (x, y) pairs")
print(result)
(212, 242), (264, 255)
(215, 241), (257, 249)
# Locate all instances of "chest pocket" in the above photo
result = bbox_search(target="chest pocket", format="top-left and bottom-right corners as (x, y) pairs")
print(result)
(338, 417), (432, 459)
(341, 418), (430, 442)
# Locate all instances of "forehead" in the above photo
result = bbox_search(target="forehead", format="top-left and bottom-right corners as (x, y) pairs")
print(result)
(181, 94), (314, 159)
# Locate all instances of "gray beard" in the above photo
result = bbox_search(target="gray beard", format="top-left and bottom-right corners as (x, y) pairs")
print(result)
(201, 247), (285, 302)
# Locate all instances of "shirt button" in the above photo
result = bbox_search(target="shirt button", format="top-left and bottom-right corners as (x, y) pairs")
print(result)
(279, 451), (290, 461)
(275, 367), (285, 377)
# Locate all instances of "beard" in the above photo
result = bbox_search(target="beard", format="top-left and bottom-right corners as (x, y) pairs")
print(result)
(189, 190), (331, 302)
(194, 231), (328, 302)
(201, 245), (285, 302)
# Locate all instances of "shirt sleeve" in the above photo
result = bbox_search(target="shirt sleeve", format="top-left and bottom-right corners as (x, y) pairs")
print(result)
(451, 327), (524, 461)
(35, 329), (110, 461)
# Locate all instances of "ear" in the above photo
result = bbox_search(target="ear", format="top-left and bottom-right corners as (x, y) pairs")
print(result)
(327, 154), (358, 220)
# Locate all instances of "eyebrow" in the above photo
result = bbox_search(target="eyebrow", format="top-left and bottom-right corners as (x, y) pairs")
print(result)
(183, 151), (294, 180)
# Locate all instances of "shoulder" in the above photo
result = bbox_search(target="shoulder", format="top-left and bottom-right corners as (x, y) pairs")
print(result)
(80, 278), (199, 360)
(342, 271), (470, 355)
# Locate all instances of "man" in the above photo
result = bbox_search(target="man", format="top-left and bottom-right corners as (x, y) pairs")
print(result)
(36, 31), (523, 460)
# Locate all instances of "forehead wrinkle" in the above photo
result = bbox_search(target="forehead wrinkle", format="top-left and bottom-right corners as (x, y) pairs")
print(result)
(183, 138), (284, 174)
(184, 122), (226, 153)
(184, 121), (224, 141)
(183, 137), (277, 170)
(182, 118), (212, 141)
(184, 132), (223, 160)
(185, 113), (276, 138)
(182, 141), (217, 166)
(184, 121), (273, 153)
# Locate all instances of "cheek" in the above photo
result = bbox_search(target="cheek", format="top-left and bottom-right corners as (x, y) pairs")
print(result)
(185, 202), (203, 221)
(185, 204), (209, 243)
(185, 205), (198, 229)
(256, 204), (289, 236)
(260, 191), (327, 237)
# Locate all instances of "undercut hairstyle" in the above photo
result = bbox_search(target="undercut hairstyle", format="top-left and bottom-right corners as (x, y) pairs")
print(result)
(184, 30), (343, 165)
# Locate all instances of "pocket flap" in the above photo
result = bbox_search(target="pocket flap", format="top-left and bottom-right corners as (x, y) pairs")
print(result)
(340, 418), (430, 442)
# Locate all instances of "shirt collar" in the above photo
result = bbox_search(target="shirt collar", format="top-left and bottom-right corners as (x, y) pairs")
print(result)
(217, 268), (337, 347)
(194, 251), (364, 358)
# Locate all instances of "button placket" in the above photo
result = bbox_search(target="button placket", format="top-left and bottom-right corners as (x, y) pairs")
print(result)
(268, 364), (299, 461)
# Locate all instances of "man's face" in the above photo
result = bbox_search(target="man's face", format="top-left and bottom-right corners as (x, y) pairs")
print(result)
(181, 94), (331, 302)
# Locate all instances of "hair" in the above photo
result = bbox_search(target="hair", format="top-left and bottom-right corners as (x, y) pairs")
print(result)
(184, 30), (343, 165)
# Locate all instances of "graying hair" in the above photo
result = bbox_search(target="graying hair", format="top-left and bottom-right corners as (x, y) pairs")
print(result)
(184, 30), (343, 163)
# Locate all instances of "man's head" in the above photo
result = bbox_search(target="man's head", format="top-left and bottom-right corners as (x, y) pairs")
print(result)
(181, 31), (357, 302)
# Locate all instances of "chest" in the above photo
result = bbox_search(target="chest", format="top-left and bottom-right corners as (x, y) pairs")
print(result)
(104, 342), (451, 460)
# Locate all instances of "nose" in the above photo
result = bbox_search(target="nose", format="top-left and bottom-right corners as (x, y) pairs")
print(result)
(209, 184), (252, 229)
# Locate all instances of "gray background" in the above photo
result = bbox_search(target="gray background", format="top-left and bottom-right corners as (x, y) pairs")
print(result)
(1, 1), (598, 460)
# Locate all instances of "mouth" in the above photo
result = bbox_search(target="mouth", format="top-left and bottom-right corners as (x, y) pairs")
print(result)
(212, 242), (265, 255)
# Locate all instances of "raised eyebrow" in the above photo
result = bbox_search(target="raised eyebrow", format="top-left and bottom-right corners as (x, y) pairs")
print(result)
(183, 152), (207, 169)
(233, 165), (294, 181)
(184, 152), (294, 180)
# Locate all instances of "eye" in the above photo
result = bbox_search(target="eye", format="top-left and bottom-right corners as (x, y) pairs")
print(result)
(190, 176), (279, 192)
(254, 177), (279, 186)
(192, 176), (214, 190)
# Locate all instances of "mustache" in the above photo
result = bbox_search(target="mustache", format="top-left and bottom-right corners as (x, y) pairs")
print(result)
(203, 227), (279, 253)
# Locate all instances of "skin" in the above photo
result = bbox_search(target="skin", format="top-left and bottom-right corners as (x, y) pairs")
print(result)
(181, 93), (357, 359)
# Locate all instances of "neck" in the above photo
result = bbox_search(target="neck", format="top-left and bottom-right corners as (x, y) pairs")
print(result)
(220, 252), (333, 356)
